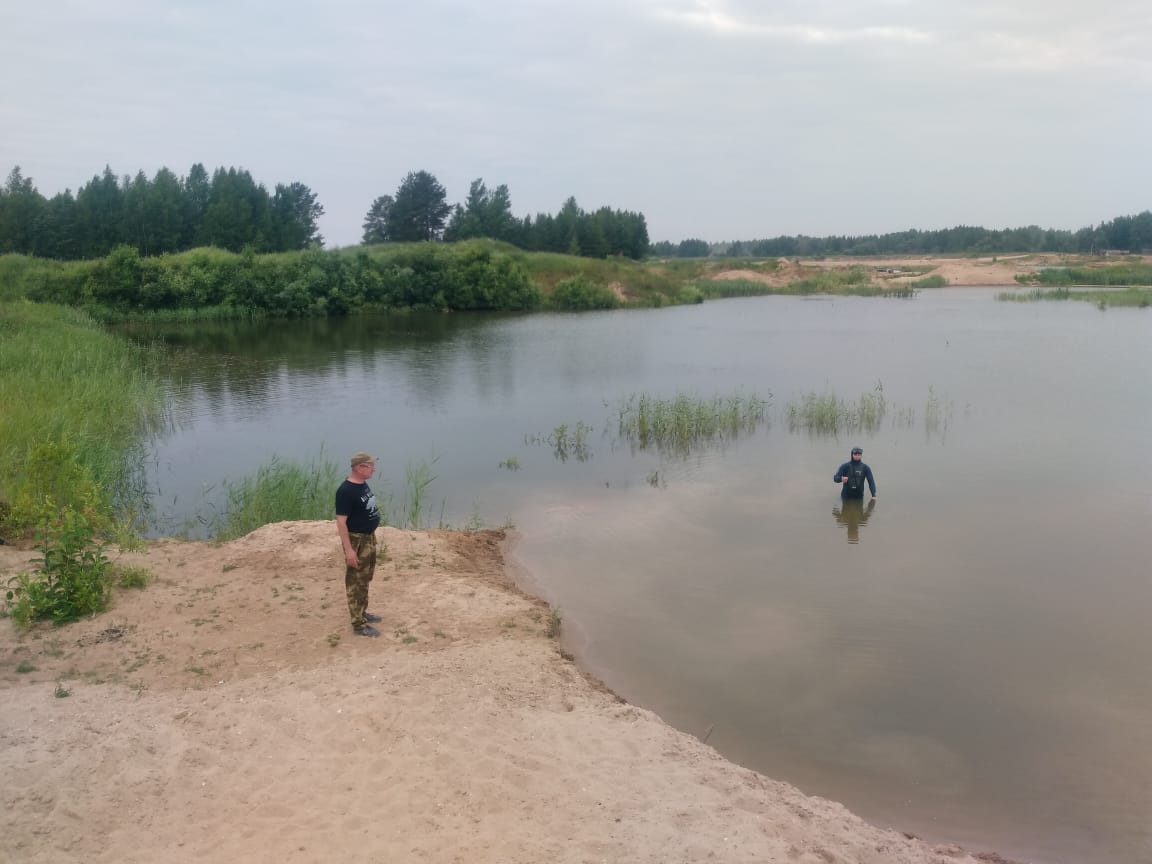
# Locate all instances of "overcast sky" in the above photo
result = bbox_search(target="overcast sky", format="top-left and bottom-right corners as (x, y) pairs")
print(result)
(3, 0), (1149, 247)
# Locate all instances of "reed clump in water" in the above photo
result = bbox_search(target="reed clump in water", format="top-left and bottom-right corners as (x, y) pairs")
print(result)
(999, 286), (1150, 307)
(208, 454), (447, 538)
(616, 391), (770, 456)
(211, 453), (341, 541)
(785, 384), (888, 435)
(525, 422), (593, 462)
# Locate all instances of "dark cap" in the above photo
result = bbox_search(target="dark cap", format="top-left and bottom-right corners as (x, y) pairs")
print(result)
(851, 447), (863, 455)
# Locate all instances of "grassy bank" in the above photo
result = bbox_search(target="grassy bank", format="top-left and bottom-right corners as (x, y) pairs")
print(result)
(0, 242), (742, 317)
(1014, 261), (1152, 288)
(0, 301), (166, 537)
(1009, 261), (1152, 306)
(0, 243), (949, 320)
(998, 286), (1152, 307)
(694, 266), (922, 300)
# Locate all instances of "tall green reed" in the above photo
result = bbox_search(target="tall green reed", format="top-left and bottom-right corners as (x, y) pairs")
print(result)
(399, 458), (440, 529)
(0, 302), (165, 533)
(786, 383), (888, 435)
(203, 453), (449, 540)
(210, 452), (341, 541)
(616, 391), (769, 456)
(526, 422), (593, 461)
(999, 286), (1150, 307)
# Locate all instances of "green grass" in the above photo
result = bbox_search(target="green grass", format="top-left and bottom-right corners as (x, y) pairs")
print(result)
(692, 279), (776, 299)
(517, 250), (718, 304)
(1015, 262), (1152, 288)
(999, 286), (1151, 307)
(786, 385), (888, 435)
(0, 301), (165, 523)
(783, 384), (954, 437)
(9, 243), (944, 317)
(0, 254), (72, 302)
(526, 422), (593, 462)
(615, 391), (770, 456)
(545, 608), (562, 638)
(98, 304), (268, 324)
(2, 243), (787, 315)
(695, 266), (921, 300)
(924, 386), (951, 434)
(209, 453), (341, 541)
(198, 453), (452, 540)
(908, 275), (948, 289)
(397, 458), (439, 529)
(114, 566), (152, 589)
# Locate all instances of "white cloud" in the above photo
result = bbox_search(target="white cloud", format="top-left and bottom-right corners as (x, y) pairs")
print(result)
(650, 1), (934, 45)
(642, 0), (1151, 78)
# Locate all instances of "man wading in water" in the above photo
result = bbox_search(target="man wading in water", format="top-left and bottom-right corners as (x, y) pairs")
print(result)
(834, 447), (877, 501)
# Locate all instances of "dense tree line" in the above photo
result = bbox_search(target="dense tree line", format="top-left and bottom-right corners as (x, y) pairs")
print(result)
(25, 242), (543, 316)
(363, 171), (649, 260)
(0, 165), (324, 259)
(650, 238), (711, 258)
(651, 211), (1152, 258)
(2, 162), (649, 263)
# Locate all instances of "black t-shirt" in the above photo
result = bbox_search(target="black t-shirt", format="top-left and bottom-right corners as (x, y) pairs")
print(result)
(335, 479), (381, 534)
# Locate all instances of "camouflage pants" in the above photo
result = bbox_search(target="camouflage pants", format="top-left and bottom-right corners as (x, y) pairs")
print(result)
(345, 532), (377, 629)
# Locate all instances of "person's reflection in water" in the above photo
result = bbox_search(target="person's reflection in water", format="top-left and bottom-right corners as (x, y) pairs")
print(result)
(833, 497), (876, 544)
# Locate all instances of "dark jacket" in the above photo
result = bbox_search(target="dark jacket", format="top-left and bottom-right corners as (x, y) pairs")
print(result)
(834, 459), (876, 499)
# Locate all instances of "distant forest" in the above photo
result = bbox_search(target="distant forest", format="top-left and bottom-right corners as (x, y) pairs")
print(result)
(0, 165), (650, 262)
(363, 171), (649, 260)
(653, 210), (1152, 259)
(0, 163), (1146, 263)
(0, 165), (325, 260)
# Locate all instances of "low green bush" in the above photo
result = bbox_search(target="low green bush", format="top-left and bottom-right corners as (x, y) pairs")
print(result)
(24, 242), (544, 317)
(114, 565), (152, 589)
(5, 508), (112, 626)
(1, 438), (111, 539)
(548, 275), (619, 310)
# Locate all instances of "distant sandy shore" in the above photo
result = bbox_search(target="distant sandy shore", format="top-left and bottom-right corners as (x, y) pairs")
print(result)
(1, 523), (1016, 863)
(713, 252), (1149, 289)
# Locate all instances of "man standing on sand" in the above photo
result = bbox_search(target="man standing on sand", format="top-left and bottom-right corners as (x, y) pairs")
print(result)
(336, 452), (383, 637)
(834, 446), (877, 501)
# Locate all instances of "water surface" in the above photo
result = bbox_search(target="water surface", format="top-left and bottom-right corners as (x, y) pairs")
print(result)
(140, 290), (1152, 864)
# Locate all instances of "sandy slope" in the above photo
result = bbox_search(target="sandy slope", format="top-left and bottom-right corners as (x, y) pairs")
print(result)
(1, 523), (1009, 863)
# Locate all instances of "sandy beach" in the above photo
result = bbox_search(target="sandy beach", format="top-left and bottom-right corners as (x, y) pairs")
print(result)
(0, 522), (1018, 863)
(710, 251), (1148, 290)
